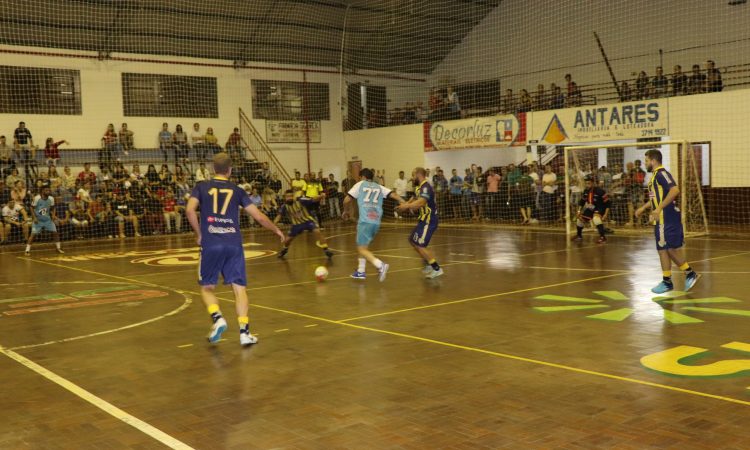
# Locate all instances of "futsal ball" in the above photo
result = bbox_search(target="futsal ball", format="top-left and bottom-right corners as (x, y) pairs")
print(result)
(314, 266), (329, 282)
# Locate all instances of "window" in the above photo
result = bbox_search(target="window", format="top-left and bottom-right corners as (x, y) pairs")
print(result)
(122, 73), (218, 117)
(252, 80), (330, 121)
(0, 66), (81, 115)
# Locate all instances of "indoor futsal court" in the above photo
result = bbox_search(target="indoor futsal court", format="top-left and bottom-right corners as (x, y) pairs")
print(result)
(2, 226), (750, 448)
(2, 0), (750, 448)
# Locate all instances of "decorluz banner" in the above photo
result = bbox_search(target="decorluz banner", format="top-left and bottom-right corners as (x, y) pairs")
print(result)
(424, 114), (526, 152)
(535, 100), (670, 144)
(266, 120), (322, 143)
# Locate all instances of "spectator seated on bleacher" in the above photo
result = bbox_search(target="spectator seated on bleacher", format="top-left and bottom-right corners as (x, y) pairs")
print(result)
(0, 136), (15, 177)
(158, 123), (173, 163)
(226, 127), (242, 160)
(190, 122), (207, 162)
(118, 123), (133, 155)
(172, 124), (189, 164)
(101, 123), (122, 169)
(204, 127), (222, 154)
(707, 60), (723, 93)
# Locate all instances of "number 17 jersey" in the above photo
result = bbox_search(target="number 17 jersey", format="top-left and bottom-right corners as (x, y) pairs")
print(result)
(190, 177), (251, 247)
(348, 180), (392, 225)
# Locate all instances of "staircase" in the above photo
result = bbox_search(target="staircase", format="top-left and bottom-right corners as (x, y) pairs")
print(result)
(238, 108), (292, 189)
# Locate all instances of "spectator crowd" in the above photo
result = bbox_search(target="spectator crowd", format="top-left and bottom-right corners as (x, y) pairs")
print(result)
(0, 119), (304, 245)
(384, 59), (724, 126)
(355, 161), (657, 230)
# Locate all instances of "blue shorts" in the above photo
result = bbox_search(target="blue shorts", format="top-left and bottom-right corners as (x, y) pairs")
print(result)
(655, 223), (684, 250)
(356, 222), (380, 246)
(410, 219), (438, 248)
(198, 244), (247, 286)
(32, 220), (57, 234)
(289, 221), (317, 237)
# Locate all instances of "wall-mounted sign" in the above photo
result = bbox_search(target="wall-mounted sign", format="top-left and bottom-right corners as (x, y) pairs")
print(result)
(424, 114), (526, 152)
(535, 100), (669, 144)
(266, 120), (322, 143)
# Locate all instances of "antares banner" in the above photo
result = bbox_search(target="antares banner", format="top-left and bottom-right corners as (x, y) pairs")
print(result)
(535, 100), (669, 144)
(424, 114), (526, 152)
(266, 120), (322, 143)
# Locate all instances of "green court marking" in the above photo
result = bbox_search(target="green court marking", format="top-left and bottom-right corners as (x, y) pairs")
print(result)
(534, 305), (609, 313)
(593, 291), (628, 301)
(586, 308), (634, 322)
(533, 295), (603, 304)
(662, 297), (741, 305)
(682, 307), (750, 318)
(663, 310), (704, 324)
(0, 293), (70, 305)
(70, 285), (141, 297)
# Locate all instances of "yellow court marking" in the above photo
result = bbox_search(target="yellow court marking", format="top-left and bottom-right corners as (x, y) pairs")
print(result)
(0, 346), (195, 449)
(206, 294), (750, 408)
(19, 251), (750, 409)
(304, 324), (319, 328)
(274, 329), (289, 333)
(177, 344), (193, 348)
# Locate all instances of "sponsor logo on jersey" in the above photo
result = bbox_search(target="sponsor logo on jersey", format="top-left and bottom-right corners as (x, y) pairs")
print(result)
(207, 216), (234, 224)
(208, 225), (237, 234)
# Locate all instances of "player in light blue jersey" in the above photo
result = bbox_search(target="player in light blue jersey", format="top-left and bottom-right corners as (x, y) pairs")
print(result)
(26, 183), (64, 256)
(343, 168), (405, 281)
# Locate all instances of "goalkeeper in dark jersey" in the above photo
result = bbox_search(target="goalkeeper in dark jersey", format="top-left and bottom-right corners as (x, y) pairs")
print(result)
(572, 175), (610, 244)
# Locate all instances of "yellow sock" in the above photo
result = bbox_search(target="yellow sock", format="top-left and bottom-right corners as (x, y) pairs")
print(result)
(316, 241), (328, 249)
(679, 263), (690, 271)
(663, 271), (672, 278)
(238, 316), (249, 326)
(207, 304), (220, 315)
(428, 259), (436, 264)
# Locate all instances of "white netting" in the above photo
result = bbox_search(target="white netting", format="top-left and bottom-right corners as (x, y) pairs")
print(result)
(0, 0), (749, 251)
(563, 141), (707, 237)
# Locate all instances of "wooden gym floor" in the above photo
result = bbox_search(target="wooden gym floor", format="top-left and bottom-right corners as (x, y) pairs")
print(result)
(1, 223), (749, 449)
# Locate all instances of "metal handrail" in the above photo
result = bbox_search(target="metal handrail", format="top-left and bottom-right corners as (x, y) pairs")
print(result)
(238, 108), (292, 186)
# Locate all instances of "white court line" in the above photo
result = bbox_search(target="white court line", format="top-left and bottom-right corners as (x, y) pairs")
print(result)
(0, 346), (195, 450)
(8, 295), (192, 351)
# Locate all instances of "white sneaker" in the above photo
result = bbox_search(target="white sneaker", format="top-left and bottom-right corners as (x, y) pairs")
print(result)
(56, 248), (64, 254)
(425, 268), (444, 279)
(240, 332), (258, 347)
(378, 263), (389, 282)
(421, 265), (433, 275)
(207, 317), (227, 343)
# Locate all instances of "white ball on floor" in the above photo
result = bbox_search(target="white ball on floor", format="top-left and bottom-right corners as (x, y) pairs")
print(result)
(315, 266), (329, 282)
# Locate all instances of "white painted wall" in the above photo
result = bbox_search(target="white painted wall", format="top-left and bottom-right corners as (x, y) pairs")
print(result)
(0, 46), (346, 178)
(431, 0), (750, 94)
(425, 147), (526, 174)
(343, 124), (425, 187)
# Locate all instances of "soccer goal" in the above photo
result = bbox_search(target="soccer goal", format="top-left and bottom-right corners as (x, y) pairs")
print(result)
(563, 140), (708, 237)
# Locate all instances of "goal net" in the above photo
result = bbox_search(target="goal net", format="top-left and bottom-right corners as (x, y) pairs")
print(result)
(563, 141), (708, 237)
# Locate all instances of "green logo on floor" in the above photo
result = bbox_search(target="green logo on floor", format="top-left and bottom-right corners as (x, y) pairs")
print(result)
(531, 290), (750, 324)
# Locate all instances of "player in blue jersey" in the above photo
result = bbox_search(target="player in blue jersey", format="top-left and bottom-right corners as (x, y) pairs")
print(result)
(186, 153), (285, 346)
(636, 149), (700, 294)
(274, 190), (334, 259)
(343, 168), (406, 281)
(25, 183), (64, 256)
(396, 167), (443, 279)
